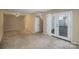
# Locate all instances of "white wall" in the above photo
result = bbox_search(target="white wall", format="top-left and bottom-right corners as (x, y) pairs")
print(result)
(46, 14), (52, 35)
(71, 10), (79, 45)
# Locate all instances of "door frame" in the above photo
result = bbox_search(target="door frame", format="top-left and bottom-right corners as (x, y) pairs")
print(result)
(34, 16), (41, 33)
(56, 12), (68, 40)
(50, 14), (57, 36)
(56, 11), (72, 40)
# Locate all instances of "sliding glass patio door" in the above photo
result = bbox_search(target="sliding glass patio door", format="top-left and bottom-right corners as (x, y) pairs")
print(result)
(56, 12), (68, 39)
(47, 11), (72, 40)
(56, 12), (71, 40)
(51, 15), (57, 36)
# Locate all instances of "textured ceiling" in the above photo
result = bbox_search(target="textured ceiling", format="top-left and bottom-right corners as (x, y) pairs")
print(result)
(1, 9), (49, 13)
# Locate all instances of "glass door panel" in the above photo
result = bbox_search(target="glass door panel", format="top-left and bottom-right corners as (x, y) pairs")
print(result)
(51, 16), (55, 34)
(58, 14), (68, 38)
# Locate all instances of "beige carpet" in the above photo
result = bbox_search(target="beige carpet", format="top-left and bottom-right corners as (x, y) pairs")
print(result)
(1, 31), (79, 49)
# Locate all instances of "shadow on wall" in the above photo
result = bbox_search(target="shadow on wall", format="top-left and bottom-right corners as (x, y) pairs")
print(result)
(40, 16), (43, 32)
(4, 14), (25, 32)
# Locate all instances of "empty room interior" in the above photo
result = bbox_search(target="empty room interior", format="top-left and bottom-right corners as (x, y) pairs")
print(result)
(0, 9), (79, 49)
